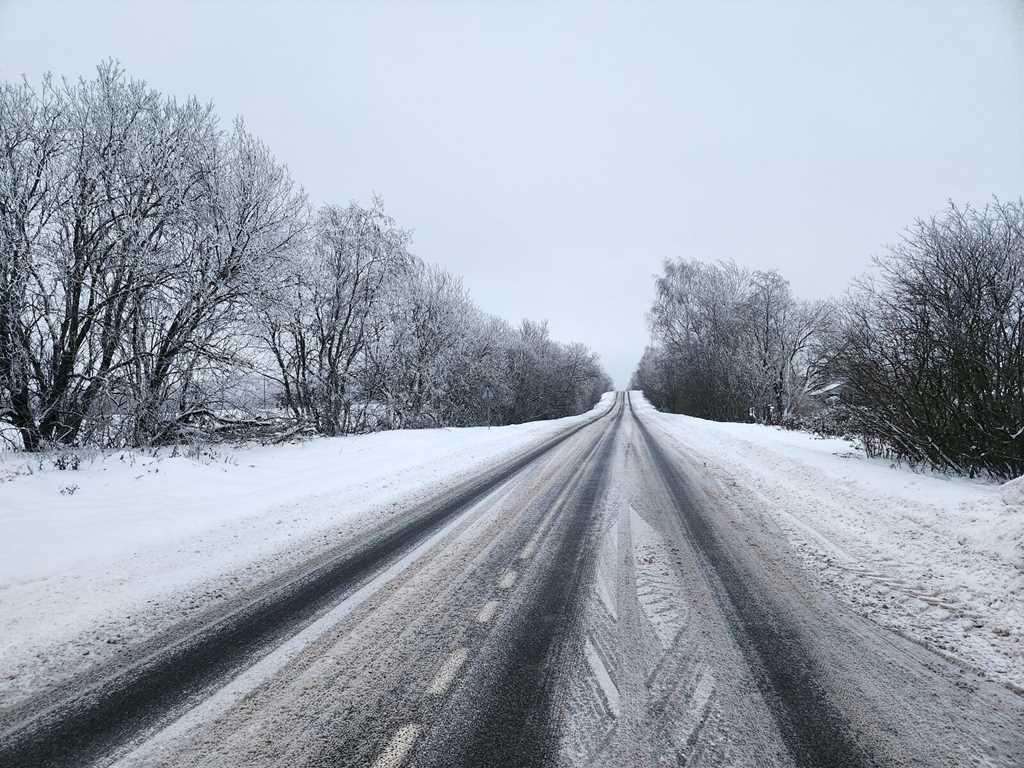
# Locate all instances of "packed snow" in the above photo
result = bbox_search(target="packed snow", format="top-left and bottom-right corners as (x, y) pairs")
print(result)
(0, 395), (612, 709)
(632, 393), (1024, 691)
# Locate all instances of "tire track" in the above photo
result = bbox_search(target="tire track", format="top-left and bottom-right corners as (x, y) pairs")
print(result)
(629, 393), (874, 767)
(411, 395), (624, 767)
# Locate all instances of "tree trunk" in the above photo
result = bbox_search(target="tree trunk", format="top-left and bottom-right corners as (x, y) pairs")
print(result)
(11, 384), (41, 452)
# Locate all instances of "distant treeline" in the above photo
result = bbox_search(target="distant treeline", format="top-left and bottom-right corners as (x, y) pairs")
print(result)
(633, 200), (1024, 480)
(0, 63), (610, 451)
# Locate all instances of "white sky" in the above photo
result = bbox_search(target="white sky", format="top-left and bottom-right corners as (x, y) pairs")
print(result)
(2, 0), (1022, 386)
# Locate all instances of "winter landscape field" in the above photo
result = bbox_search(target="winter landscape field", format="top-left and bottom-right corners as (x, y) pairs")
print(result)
(2, 2), (1023, 767)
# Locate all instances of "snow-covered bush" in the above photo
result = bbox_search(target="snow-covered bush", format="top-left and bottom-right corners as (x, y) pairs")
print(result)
(52, 453), (80, 471)
(804, 404), (858, 439)
(833, 201), (1024, 480)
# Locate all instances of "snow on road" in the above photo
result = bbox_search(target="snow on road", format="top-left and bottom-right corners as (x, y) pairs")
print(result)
(631, 392), (1024, 691)
(0, 395), (613, 708)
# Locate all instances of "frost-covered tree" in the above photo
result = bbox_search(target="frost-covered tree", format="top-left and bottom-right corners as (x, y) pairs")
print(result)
(363, 263), (484, 428)
(361, 271), (608, 430)
(125, 121), (305, 443)
(260, 200), (411, 435)
(638, 259), (831, 423)
(741, 271), (832, 423)
(0, 75), (66, 450)
(499, 319), (609, 423)
(644, 259), (751, 420)
(0, 63), (305, 448)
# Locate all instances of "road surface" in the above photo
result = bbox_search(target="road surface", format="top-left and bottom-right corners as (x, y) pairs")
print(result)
(2, 392), (1021, 767)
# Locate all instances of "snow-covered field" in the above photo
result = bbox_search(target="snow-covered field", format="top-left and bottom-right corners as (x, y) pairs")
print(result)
(0, 395), (612, 708)
(632, 393), (1024, 691)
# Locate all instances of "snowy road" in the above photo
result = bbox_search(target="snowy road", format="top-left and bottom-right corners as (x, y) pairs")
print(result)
(2, 393), (1022, 767)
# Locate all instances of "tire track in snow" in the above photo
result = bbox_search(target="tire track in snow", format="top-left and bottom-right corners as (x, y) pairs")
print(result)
(631, 505), (689, 652)
(556, 442), (716, 768)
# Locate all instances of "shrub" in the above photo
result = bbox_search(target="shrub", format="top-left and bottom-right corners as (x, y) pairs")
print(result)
(834, 201), (1024, 479)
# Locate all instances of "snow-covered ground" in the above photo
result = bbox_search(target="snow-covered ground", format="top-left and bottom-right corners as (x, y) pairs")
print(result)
(632, 393), (1024, 691)
(0, 395), (612, 708)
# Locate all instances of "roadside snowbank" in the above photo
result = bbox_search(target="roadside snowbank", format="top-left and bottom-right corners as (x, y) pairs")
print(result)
(632, 393), (1024, 691)
(0, 395), (612, 708)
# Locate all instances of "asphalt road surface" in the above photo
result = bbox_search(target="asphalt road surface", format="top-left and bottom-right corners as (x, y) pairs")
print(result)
(2, 393), (1021, 767)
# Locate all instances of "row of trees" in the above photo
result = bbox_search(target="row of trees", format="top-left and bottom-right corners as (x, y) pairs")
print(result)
(633, 261), (831, 423)
(259, 206), (609, 436)
(0, 63), (610, 451)
(633, 201), (1024, 479)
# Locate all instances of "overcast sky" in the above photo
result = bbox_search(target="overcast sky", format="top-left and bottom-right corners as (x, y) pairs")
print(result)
(2, 1), (1022, 386)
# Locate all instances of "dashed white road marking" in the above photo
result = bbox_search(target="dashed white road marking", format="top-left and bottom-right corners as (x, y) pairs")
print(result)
(111, 502), (475, 768)
(476, 600), (500, 624)
(370, 724), (421, 768)
(428, 647), (469, 695)
(498, 570), (518, 589)
(518, 539), (538, 560)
